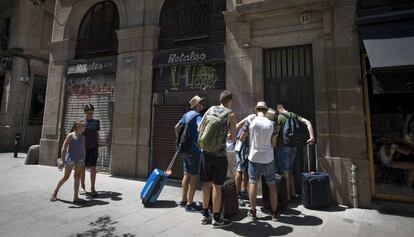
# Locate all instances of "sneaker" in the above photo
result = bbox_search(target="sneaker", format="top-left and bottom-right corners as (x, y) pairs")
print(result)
(248, 209), (257, 220)
(201, 214), (212, 225)
(178, 200), (187, 207)
(185, 203), (202, 212)
(238, 198), (246, 207)
(212, 218), (232, 228)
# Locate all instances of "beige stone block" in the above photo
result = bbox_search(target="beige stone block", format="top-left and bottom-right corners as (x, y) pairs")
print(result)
(39, 138), (59, 166)
(335, 67), (362, 90)
(337, 112), (366, 136)
(136, 145), (150, 178)
(339, 136), (367, 159)
(114, 96), (135, 114)
(111, 143), (138, 177)
(336, 89), (364, 112)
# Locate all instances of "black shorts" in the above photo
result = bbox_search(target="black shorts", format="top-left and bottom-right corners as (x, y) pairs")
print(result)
(199, 151), (228, 185)
(85, 149), (99, 167)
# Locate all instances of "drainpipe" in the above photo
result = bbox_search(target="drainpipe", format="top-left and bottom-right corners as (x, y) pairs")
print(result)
(351, 164), (359, 208)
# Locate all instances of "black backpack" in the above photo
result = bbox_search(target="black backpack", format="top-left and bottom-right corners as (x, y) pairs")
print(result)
(176, 114), (199, 153)
(281, 113), (306, 146)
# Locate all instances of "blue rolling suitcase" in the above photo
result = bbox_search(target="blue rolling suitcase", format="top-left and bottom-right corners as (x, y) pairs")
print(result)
(302, 144), (330, 209)
(140, 151), (179, 207)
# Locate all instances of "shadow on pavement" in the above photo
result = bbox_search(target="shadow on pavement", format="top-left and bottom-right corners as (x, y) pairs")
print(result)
(85, 191), (123, 201)
(224, 221), (293, 237)
(143, 200), (178, 208)
(70, 215), (135, 237)
(278, 214), (323, 226)
(314, 205), (347, 213)
(58, 199), (110, 208)
(259, 206), (323, 226)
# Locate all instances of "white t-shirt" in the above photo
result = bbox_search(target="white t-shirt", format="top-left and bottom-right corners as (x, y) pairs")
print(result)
(248, 116), (275, 164)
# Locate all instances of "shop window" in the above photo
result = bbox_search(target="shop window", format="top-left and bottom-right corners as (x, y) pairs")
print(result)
(29, 75), (47, 125)
(75, 1), (119, 59)
(159, 0), (226, 50)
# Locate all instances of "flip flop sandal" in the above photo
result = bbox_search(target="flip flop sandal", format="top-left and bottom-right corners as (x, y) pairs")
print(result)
(50, 195), (57, 202)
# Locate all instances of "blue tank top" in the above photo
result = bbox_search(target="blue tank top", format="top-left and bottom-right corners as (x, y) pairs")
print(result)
(65, 133), (84, 162)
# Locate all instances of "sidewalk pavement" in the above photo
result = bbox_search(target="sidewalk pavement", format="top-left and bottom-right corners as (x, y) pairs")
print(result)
(0, 153), (413, 237)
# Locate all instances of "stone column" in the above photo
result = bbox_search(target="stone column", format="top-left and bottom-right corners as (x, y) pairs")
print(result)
(39, 39), (76, 166)
(111, 25), (158, 178)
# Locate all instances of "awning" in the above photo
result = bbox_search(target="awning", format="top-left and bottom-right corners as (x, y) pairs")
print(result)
(359, 18), (414, 71)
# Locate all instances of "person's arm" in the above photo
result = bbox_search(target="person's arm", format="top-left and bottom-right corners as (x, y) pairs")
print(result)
(96, 120), (100, 147)
(299, 117), (315, 144)
(271, 122), (277, 147)
(271, 134), (277, 147)
(236, 114), (256, 130)
(61, 133), (73, 164)
(82, 135), (86, 160)
(175, 115), (186, 138)
(228, 112), (238, 143)
(174, 123), (182, 138)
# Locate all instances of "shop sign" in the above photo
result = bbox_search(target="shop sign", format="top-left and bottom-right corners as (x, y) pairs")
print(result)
(67, 57), (117, 75)
(154, 44), (224, 67)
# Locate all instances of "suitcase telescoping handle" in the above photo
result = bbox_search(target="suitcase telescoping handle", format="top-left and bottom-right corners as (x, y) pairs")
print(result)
(306, 143), (318, 172)
(165, 151), (179, 176)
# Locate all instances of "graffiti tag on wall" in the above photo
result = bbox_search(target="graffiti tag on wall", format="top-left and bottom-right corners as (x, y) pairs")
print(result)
(162, 64), (218, 91)
(67, 77), (115, 97)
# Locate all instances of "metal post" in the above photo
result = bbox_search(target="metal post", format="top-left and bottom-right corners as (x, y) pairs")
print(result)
(351, 164), (359, 208)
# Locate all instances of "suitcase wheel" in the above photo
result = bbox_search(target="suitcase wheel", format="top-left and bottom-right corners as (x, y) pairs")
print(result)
(142, 200), (150, 208)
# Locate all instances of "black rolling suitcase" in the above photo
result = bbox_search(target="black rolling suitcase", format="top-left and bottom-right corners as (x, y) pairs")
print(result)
(261, 174), (289, 213)
(221, 177), (239, 218)
(301, 144), (330, 209)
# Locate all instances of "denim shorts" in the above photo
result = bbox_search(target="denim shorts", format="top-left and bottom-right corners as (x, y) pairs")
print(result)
(182, 152), (200, 176)
(236, 153), (248, 172)
(65, 159), (84, 168)
(276, 146), (297, 172)
(248, 160), (276, 184)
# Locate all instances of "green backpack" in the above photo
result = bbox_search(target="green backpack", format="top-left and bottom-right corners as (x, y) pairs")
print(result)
(198, 106), (232, 154)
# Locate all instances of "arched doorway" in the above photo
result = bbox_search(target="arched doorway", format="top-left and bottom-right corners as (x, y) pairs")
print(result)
(61, 0), (119, 172)
(151, 0), (227, 179)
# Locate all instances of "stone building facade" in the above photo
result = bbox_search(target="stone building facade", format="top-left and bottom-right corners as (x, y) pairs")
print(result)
(40, 0), (374, 207)
(0, 0), (54, 152)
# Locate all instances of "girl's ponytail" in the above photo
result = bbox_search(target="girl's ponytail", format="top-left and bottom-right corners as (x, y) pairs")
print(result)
(70, 119), (84, 133)
(70, 121), (77, 132)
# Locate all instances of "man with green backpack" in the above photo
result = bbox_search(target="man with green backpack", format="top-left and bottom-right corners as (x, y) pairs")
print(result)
(198, 90), (237, 228)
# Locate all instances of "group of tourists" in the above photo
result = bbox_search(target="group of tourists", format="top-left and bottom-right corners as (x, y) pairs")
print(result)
(50, 104), (100, 203)
(175, 90), (314, 228)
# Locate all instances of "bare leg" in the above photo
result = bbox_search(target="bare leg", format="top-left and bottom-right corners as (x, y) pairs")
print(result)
(73, 165), (83, 201)
(283, 171), (291, 199)
(187, 175), (197, 204)
(212, 184), (222, 214)
(242, 172), (249, 192)
(52, 166), (72, 199)
(235, 171), (243, 193)
(267, 183), (278, 213)
(182, 174), (190, 203)
(202, 182), (212, 209)
(289, 171), (296, 197)
(80, 166), (86, 192)
(89, 166), (97, 193)
(248, 182), (257, 210)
